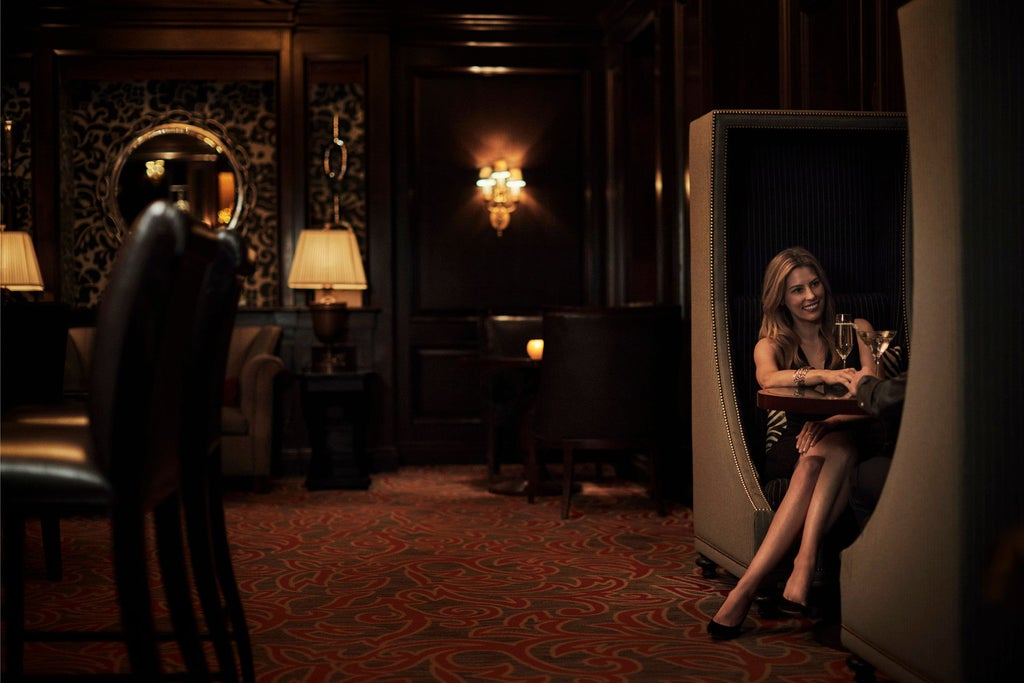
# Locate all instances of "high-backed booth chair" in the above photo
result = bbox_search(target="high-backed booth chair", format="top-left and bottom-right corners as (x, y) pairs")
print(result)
(840, 2), (1024, 680)
(689, 110), (912, 581)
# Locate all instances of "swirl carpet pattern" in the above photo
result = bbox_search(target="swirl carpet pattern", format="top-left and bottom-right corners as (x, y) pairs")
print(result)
(11, 466), (889, 681)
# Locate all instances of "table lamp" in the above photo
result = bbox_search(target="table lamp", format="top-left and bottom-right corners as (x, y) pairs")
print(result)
(1, 227), (44, 301)
(288, 224), (367, 372)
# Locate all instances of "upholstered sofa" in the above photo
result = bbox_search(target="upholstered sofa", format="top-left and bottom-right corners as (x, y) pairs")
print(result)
(219, 326), (285, 490)
(65, 324), (284, 491)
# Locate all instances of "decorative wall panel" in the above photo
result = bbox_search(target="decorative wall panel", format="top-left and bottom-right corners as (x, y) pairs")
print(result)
(306, 82), (367, 262)
(61, 79), (278, 307)
(412, 71), (587, 313)
(1, 81), (33, 235)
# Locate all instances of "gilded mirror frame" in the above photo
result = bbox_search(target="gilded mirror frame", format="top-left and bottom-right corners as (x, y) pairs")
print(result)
(97, 110), (255, 241)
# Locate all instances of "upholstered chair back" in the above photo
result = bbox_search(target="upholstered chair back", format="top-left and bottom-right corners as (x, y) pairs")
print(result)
(481, 315), (543, 359)
(535, 305), (680, 443)
(225, 326), (281, 381)
(89, 201), (220, 509)
(841, 3), (1024, 679)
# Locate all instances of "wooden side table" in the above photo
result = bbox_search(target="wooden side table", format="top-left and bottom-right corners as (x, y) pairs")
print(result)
(298, 371), (374, 490)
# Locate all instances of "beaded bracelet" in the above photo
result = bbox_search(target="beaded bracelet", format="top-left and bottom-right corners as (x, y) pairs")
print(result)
(794, 365), (811, 387)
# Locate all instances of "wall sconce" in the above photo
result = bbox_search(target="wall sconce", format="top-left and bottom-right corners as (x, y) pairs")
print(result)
(288, 224), (367, 372)
(477, 159), (525, 236)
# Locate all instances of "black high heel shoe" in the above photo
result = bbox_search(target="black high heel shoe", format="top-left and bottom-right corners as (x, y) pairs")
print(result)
(777, 597), (810, 617)
(707, 601), (752, 641)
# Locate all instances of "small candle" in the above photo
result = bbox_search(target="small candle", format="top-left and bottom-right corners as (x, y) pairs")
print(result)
(526, 339), (544, 360)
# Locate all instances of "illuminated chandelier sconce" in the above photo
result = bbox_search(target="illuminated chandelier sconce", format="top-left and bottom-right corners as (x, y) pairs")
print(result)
(145, 159), (165, 184)
(476, 159), (525, 236)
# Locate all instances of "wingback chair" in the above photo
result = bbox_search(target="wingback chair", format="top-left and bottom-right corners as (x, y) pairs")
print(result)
(689, 110), (912, 581)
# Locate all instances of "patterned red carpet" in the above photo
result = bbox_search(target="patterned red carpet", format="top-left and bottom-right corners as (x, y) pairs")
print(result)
(13, 465), (890, 682)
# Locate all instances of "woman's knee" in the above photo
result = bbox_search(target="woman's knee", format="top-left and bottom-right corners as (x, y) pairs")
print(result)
(808, 433), (856, 463)
(793, 454), (824, 478)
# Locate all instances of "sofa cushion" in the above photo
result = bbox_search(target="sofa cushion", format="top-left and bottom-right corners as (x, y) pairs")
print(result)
(223, 377), (240, 406)
(221, 406), (249, 435)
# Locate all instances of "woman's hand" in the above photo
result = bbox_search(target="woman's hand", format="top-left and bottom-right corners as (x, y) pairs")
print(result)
(821, 367), (858, 393)
(848, 365), (880, 395)
(796, 367), (858, 391)
(796, 419), (832, 454)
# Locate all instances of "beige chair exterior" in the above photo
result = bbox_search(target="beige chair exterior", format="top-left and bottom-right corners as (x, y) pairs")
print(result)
(840, 2), (1024, 680)
(220, 325), (285, 488)
(688, 110), (911, 580)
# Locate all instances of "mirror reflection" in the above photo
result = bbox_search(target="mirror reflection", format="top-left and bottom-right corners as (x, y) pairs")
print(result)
(104, 123), (245, 238)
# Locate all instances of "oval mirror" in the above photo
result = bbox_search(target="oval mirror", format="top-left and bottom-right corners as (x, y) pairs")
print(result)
(100, 122), (248, 240)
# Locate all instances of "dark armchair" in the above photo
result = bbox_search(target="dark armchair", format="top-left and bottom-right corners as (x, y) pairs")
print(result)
(526, 305), (680, 519)
(479, 314), (543, 485)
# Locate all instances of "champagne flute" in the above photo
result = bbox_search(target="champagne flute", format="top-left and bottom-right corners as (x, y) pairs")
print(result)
(834, 313), (854, 368)
(856, 328), (897, 372)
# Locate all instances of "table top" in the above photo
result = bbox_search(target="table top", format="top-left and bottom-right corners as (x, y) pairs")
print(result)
(756, 385), (865, 416)
(477, 356), (541, 369)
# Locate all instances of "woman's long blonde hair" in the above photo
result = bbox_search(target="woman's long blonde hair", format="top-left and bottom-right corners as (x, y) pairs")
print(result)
(758, 246), (839, 370)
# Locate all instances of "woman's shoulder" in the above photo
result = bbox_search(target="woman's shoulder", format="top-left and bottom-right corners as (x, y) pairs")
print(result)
(754, 336), (781, 358)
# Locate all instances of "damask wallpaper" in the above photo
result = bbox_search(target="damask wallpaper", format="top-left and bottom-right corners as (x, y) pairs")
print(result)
(61, 79), (278, 308)
(1, 82), (33, 237)
(306, 82), (367, 264)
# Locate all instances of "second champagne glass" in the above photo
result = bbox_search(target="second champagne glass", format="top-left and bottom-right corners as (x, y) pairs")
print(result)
(834, 313), (854, 368)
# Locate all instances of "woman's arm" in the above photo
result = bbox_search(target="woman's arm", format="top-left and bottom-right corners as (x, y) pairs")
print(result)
(754, 338), (857, 390)
(853, 317), (880, 376)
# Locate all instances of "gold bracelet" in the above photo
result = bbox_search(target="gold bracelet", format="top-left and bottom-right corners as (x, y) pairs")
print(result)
(794, 365), (811, 387)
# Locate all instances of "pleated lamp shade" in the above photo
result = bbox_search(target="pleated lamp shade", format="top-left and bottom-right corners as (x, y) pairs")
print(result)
(287, 227), (367, 293)
(0, 230), (44, 291)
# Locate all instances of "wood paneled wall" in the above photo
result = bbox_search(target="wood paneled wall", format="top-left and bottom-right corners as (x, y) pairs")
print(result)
(1, 0), (909, 478)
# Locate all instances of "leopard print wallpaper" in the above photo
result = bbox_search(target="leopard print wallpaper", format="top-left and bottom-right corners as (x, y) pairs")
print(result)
(306, 82), (368, 265)
(61, 79), (278, 308)
(5, 77), (367, 310)
(1, 82), (33, 237)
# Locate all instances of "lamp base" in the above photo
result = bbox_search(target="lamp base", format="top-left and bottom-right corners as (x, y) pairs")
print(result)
(311, 344), (355, 374)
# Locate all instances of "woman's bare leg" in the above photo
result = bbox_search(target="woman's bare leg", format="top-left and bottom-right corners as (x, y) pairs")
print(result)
(783, 436), (855, 606)
(711, 455), (822, 627)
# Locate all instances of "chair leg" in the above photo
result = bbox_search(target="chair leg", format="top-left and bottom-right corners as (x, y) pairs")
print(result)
(2, 512), (27, 676)
(153, 497), (211, 680)
(207, 458), (256, 683)
(561, 445), (574, 519)
(650, 448), (666, 516)
(41, 514), (63, 581)
(182, 476), (242, 683)
(112, 510), (162, 679)
(526, 439), (539, 504)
